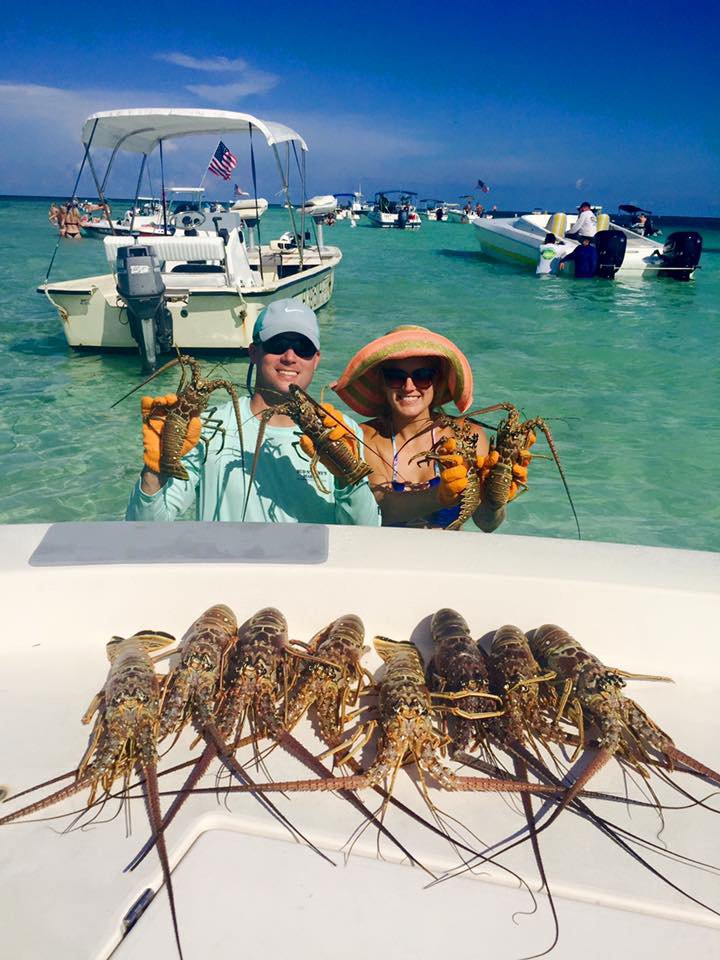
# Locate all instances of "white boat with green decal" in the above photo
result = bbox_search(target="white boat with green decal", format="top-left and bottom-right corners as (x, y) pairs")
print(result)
(472, 210), (702, 280)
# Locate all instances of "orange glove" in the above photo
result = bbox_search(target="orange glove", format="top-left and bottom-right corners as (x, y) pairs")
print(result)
(298, 403), (360, 477)
(435, 437), (485, 507)
(507, 428), (536, 501)
(477, 429), (536, 504)
(141, 394), (202, 474)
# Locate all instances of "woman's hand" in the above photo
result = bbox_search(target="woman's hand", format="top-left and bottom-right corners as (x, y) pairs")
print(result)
(477, 429), (536, 502)
(435, 437), (481, 506)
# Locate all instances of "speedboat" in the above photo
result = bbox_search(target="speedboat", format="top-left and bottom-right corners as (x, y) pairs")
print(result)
(473, 209), (703, 280)
(332, 193), (362, 221)
(367, 190), (421, 229)
(447, 198), (474, 223)
(420, 198), (449, 221)
(39, 108), (343, 368)
(2, 520), (719, 959)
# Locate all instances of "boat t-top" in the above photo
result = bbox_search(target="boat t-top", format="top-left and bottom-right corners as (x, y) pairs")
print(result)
(367, 190), (422, 229)
(472, 207), (702, 280)
(39, 108), (343, 368)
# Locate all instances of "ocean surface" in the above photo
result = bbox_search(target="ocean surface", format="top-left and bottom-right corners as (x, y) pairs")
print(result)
(0, 197), (718, 551)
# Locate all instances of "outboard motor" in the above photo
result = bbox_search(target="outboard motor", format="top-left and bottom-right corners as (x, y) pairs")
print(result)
(116, 244), (173, 370)
(659, 231), (702, 281)
(594, 229), (627, 279)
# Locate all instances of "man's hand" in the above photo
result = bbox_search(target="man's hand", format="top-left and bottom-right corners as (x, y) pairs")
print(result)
(141, 394), (201, 474)
(298, 402), (360, 479)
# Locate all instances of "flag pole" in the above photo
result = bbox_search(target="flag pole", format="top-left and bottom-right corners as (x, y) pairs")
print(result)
(199, 140), (222, 191)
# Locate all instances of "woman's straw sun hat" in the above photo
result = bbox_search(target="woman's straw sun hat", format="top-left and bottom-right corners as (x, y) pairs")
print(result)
(331, 325), (473, 417)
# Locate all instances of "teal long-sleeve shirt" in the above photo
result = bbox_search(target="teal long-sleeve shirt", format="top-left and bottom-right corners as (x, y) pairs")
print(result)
(126, 396), (381, 526)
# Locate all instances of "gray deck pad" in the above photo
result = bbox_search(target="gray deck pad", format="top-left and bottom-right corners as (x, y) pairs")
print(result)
(29, 521), (328, 566)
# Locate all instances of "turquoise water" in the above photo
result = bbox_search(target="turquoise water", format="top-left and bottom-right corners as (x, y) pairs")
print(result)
(1, 198), (718, 551)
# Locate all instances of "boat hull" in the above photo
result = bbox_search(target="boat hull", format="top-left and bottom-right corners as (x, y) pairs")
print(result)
(367, 210), (421, 230)
(40, 258), (338, 351)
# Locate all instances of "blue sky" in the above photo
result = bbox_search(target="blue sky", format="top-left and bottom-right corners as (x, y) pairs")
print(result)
(1, 0), (718, 214)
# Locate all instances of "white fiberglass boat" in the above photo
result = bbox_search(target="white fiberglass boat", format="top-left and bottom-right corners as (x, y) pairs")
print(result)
(80, 198), (169, 239)
(473, 210), (703, 280)
(39, 109), (342, 367)
(420, 198), (449, 221)
(1, 521), (719, 959)
(367, 190), (422, 229)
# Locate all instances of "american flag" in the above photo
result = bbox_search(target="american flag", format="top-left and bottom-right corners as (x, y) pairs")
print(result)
(208, 141), (238, 181)
(477, 179), (490, 193)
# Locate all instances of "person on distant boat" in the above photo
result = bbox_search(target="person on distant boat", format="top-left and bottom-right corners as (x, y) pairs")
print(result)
(397, 205), (408, 229)
(475, 203), (485, 217)
(631, 212), (660, 238)
(126, 299), (380, 527)
(536, 232), (568, 275)
(566, 201), (597, 243)
(62, 200), (83, 240)
(331, 325), (523, 530)
(83, 200), (111, 220)
(559, 236), (598, 278)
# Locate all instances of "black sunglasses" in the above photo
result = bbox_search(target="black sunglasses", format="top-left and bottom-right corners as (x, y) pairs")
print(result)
(380, 366), (439, 390)
(261, 334), (318, 360)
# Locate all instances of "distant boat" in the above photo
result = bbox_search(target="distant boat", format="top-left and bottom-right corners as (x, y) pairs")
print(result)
(80, 197), (171, 238)
(419, 198), (449, 222)
(367, 190), (422, 230)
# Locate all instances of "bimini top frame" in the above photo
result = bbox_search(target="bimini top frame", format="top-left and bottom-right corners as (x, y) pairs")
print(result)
(81, 108), (308, 154)
(45, 107), (313, 282)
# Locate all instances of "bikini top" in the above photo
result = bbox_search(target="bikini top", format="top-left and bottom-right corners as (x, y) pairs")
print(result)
(390, 427), (461, 528)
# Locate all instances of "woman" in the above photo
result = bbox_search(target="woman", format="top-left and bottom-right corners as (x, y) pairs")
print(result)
(331, 325), (513, 530)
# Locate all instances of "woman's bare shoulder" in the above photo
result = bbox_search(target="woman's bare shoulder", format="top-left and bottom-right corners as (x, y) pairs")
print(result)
(360, 418), (388, 442)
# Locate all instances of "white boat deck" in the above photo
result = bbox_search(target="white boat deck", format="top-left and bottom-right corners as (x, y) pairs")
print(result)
(1, 523), (718, 959)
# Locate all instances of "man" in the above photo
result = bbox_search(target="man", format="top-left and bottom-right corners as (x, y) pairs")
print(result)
(559, 236), (598, 278)
(566, 201), (597, 242)
(126, 299), (381, 525)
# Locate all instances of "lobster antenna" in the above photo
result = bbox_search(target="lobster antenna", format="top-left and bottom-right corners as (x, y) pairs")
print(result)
(538, 423), (582, 540)
(110, 357), (182, 408)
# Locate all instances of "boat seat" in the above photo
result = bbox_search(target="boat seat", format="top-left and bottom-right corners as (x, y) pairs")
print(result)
(547, 212), (567, 238)
(163, 271), (229, 290)
(104, 235), (226, 267)
(596, 213), (610, 232)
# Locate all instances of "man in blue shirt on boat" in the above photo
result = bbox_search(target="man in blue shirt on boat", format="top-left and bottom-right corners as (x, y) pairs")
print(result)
(126, 300), (381, 526)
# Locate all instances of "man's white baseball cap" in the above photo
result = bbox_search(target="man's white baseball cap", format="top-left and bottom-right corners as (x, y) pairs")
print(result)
(252, 299), (320, 350)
